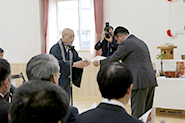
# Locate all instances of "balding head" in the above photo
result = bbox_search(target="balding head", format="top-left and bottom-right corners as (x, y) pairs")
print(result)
(62, 28), (75, 45)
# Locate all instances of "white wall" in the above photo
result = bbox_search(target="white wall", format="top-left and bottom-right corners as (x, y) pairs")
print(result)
(0, 0), (185, 63)
(0, 0), (41, 63)
(104, 0), (185, 61)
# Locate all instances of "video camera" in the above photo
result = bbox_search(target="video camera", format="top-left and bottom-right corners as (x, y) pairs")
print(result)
(104, 22), (111, 38)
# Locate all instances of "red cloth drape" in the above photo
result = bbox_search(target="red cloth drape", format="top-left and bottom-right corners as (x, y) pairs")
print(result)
(93, 0), (104, 57)
(41, 0), (49, 53)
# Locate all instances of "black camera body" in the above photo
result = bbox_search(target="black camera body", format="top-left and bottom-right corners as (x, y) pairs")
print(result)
(104, 22), (111, 38)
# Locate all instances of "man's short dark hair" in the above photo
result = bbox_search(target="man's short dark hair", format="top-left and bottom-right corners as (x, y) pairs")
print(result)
(26, 54), (59, 81)
(114, 26), (130, 36)
(0, 58), (10, 86)
(97, 62), (133, 99)
(9, 80), (69, 123)
(0, 48), (4, 53)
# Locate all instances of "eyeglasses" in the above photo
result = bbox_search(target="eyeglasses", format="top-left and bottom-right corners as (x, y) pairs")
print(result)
(55, 72), (61, 77)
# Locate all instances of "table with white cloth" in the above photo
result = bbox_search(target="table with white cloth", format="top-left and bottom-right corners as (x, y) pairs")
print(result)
(155, 59), (185, 75)
(153, 77), (185, 110)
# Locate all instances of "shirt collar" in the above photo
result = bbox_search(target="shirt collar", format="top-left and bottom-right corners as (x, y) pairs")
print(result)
(102, 98), (125, 109)
(125, 34), (130, 40)
(0, 92), (4, 98)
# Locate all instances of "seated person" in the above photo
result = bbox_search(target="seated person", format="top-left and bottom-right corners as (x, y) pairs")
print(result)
(0, 48), (4, 58)
(75, 62), (143, 123)
(0, 58), (11, 123)
(26, 54), (78, 123)
(95, 26), (118, 57)
(9, 80), (69, 123)
(0, 48), (16, 102)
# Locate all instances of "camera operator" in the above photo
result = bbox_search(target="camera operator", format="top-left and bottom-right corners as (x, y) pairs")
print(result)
(95, 25), (118, 57)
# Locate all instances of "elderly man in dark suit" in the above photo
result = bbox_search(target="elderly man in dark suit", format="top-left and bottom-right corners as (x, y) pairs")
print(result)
(93, 26), (157, 118)
(0, 58), (11, 123)
(76, 62), (143, 123)
(50, 28), (90, 97)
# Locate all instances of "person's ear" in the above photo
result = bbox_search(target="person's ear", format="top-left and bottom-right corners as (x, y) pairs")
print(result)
(62, 34), (65, 39)
(8, 113), (11, 121)
(51, 74), (57, 85)
(127, 84), (133, 95)
(3, 78), (9, 88)
(114, 36), (118, 41)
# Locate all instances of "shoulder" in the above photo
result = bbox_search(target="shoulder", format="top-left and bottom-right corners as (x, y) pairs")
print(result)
(69, 106), (79, 114)
(50, 43), (59, 50)
(0, 100), (10, 111)
(63, 106), (79, 123)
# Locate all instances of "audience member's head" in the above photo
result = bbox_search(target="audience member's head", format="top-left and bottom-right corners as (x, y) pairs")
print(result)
(9, 80), (69, 123)
(114, 26), (130, 43)
(0, 48), (4, 58)
(62, 28), (75, 45)
(0, 58), (11, 95)
(26, 54), (60, 85)
(97, 62), (133, 103)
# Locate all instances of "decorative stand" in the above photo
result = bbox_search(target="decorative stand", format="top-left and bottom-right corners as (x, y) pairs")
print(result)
(157, 46), (177, 59)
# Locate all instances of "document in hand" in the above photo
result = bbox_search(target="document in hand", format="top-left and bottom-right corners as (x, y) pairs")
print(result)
(139, 108), (155, 123)
(91, 56), (106, 62)
(81, 55), (106, 62)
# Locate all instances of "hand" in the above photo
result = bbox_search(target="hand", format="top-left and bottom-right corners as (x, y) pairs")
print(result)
(93, 60), (99, 67)
(82, 60), (91, 67)
(101, 34), (105, 42)
(105, 35), (113, 43)
(73, 61), (87, 69)
(146, 112), (152, 123)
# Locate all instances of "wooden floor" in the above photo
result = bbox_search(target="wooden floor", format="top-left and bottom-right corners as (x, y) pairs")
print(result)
(73, 95), (185, 123)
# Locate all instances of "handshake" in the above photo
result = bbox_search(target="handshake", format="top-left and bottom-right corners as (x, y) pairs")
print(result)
(73, 60), (91, 69)
(79, 56), (106, 68)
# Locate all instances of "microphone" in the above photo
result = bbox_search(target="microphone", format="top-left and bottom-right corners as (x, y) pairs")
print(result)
(63, 42), (74, 48)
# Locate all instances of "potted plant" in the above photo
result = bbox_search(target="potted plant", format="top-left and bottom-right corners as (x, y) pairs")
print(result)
(156, 52), (166, 76)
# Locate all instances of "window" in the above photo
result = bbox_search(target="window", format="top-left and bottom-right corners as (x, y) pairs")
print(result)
(57, 0), (94, 50)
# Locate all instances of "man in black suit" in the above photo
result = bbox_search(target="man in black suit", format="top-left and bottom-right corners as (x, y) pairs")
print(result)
(95, 26), (118, 57)
(9, 80), (69, 123)
(50, 28), (90, 97)
(0, 58), (11, 123)
(93, 26), (157, 118)
(26, 54), (79, 123)
(76, 62), (143, 123)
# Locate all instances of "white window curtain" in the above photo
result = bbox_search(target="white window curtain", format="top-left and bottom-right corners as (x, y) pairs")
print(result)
(46, 0), (95, 55)
(46, 0), (58, 53)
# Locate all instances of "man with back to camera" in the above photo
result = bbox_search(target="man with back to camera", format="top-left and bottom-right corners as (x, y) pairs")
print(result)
(50, 28), (90, 97)
(0, 58), (11, 123)
(9, 80), (69, 123)
(75, 62), (143, 123)
(95, 23), (118, 57)
(93, 26), (157, 118)
(26, 53), (79, 123)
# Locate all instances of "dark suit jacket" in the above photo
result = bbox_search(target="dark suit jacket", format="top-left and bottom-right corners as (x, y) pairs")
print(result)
(63, 106), (79, 123)
(50, 40), (83, 88)
(95, 37), (118, 57)
(100, 35), (157, 90)
(0, 96), (10, 123)
(75, 103), (143, 123)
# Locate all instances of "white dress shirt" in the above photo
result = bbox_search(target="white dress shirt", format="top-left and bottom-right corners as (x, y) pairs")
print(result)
(0, 92), (4, 98)
(101, 98), (125, 109)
